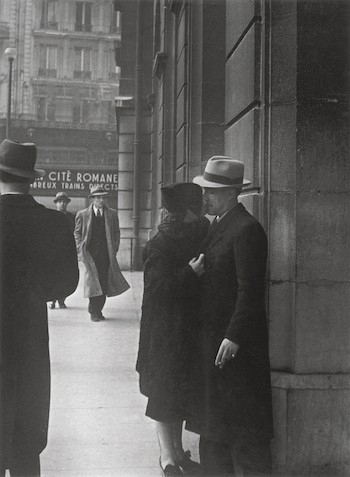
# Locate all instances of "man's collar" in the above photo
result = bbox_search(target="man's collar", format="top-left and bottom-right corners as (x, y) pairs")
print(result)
(216, 203), (240, 223)
(93, 205), (103, 216)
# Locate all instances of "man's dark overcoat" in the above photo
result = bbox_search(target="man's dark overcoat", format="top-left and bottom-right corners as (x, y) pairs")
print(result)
(136, 217), (209, 421)
(186, 203), (273, 444)
(0, 194), (79, 468)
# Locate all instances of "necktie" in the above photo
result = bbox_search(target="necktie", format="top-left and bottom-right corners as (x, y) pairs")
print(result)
(97, 209), (102, 219)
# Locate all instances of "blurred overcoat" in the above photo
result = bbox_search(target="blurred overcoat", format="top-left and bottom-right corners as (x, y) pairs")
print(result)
(0, 194), (79, 467)
(186, 203), (273, 444)
(74, 204), (129, 297)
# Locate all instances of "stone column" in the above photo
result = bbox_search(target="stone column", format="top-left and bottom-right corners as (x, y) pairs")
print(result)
(268, 1), (350, 474)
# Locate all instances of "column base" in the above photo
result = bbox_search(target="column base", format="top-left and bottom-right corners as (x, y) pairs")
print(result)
(271, 371), (350, 475)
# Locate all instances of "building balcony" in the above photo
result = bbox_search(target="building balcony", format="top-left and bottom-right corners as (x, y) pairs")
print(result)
(0, 114), (116, 132)
(38, 68), (57, 78)
(40, 21), (58, 30)
(33, 22), (120, 40)
(75, 23), (92, 33)
(73, 71), (92, 80)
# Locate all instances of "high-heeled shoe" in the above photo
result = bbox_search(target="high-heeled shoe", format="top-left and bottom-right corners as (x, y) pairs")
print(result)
(159, 457), (182, 476)
(178, 450), (201, 474)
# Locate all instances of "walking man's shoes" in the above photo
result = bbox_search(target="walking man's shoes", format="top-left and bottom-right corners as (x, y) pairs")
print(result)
(50, 302), (56, 309)
(59, 302), (67, 309)
(99, 313), (106, 320)
(90, 313), (100, 322)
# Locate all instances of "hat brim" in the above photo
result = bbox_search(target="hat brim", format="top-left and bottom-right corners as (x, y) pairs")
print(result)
(54, 197), (71, 203)
(89, 192), (109, 198)
(193, 175), (251, 188)
(0, 163), (45, 179)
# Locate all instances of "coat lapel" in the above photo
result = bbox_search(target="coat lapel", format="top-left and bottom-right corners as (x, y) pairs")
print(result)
(86, 205), (93, 245)
(199, 204), (244, 253)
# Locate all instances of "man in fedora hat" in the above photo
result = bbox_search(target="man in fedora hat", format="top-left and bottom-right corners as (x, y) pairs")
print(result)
(74, 185), (129, 322)
(49, 192), (76, 309)
(186, 156), (273, 476)
(0, 139), (79, 476)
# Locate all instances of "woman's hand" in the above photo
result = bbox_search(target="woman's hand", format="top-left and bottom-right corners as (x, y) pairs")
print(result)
(189, 254), (205, 276)
(215, 338), (240, 369)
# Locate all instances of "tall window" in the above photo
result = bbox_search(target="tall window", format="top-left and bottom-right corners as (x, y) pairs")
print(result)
(37, 97), (55, 121)
(38, 45), (57, 77)
(40, 0), (58, 29)
(75, 2), (92, 32)
(110, 9), (121, 34)
(74, 47), (91, 79)
(73, 101), (90, 124)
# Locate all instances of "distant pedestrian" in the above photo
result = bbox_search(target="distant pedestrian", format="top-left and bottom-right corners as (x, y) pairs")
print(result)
(0, 139), (79, 477)
(136, 183), (209, 477)
(74, 185), (129, 322)
(50, 191), (76, 309)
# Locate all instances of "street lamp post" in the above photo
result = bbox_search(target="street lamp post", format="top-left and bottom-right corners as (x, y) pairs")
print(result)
(5, 47), (17, 139)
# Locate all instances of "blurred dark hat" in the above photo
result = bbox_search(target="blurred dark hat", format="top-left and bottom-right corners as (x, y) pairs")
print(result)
(161, 182), (203, 217)
(89, 185), (109, 197)
(0, 139), (45, 179)
(54, 191), (71, 203)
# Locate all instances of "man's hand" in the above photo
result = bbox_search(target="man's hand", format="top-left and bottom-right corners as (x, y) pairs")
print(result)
(189, 253), (205, 276)
(215, 338), (240, 369)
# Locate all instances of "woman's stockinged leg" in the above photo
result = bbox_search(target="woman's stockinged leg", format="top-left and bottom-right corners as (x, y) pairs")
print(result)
(156, 421), (178, 469)
(172, 421), (185, 462)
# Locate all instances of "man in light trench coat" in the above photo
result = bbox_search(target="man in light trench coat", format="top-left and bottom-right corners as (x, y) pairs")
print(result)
(187, 156), (273, 477)
(74, 185), (129, 321)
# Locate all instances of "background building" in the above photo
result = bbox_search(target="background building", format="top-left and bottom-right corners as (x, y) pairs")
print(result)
(0, 0), (121, 226)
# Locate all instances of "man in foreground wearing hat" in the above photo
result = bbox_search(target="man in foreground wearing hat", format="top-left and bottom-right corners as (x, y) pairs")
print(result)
(186, 156), (273, 476)
(50, 192), (76, 309)
(74, 185), (129, 322)
(0, 140), (79, 476)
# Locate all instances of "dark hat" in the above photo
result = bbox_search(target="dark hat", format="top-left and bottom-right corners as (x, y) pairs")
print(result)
(193, 155), (250, 188)
(54, 191), (71, 203)
(161, 183), (203, 217)
(0, 139), (45, 179)
(89, 185), (109, 197)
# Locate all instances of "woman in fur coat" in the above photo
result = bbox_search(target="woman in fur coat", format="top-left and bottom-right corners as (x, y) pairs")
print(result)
(136, 183), (209, 476)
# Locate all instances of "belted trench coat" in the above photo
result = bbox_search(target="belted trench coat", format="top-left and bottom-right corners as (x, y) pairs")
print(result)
(74, 204), (129, 297)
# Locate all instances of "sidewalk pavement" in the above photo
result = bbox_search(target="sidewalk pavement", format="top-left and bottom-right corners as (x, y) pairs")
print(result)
(41, 267), (199, 477)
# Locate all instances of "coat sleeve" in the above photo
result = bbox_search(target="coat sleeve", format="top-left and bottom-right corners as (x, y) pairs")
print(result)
(114, 211), (120, 252)
(43, 213), (79, 302)
(143, 241), (199, 308)
(74, 211), (83, 256)
(224, 221), (267, 345)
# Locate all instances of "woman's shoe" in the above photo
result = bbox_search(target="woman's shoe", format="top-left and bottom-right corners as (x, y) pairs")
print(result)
(178, 451), (201, 474)
(160, 458), (182, 476)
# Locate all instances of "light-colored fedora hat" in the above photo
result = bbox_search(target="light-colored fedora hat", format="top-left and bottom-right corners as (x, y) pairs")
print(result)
(0, 139), (45, 179)
(193, 156), (251, 188)
(89, 185), (109, 197)
(54, 191), (71, 203)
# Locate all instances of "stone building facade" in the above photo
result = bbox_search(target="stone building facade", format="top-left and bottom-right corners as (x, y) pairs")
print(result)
(116, 0), (350, 473)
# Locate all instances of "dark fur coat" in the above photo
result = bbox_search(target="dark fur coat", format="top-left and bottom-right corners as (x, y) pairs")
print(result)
(136, 216), (209, 421)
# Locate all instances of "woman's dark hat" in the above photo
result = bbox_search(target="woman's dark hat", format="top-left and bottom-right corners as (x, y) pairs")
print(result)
(54, 191), (71, 203)
(161, 183), (203, 217)
(89, 185), (109, 197)
(0, 139), (45, 179)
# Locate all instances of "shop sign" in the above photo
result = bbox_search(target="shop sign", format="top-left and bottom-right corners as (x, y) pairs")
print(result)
(31, 167), (118, 196)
